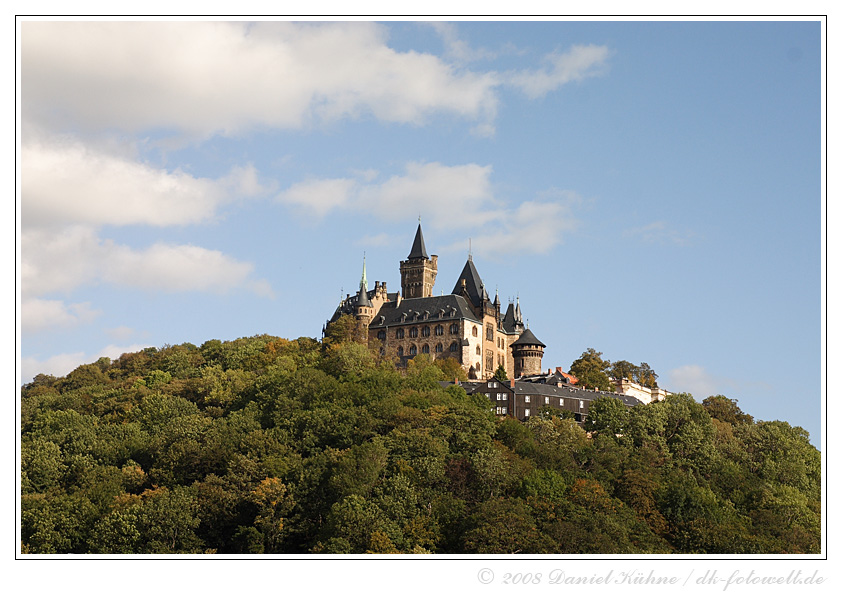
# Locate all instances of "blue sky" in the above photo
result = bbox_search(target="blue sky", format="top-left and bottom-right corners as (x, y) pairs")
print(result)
(19, 19), (823, 444)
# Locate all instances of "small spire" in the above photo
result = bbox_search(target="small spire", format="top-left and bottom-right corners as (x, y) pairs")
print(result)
(360, 253), (368, 292)
(468, 238), (472, 261)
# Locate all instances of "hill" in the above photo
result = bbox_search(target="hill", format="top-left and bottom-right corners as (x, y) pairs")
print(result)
(20, 334), (821, 554)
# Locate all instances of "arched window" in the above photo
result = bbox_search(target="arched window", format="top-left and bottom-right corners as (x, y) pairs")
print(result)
(449, 342), (458, 352)
(472, 326), (478, 337)
(396, 328), (405, 339)
(377, 330), (386, 340)
(422, 344), (430, 354)
(476, 346), (481, 355)
(409, 344), (418, 356)
(397, 346), (404, 357)
(435, 343), (443, 353)
(422, 326), (430, 337)
(409, 327), (418, 338)
(449, 323), (458, 334)
(435, 325), (444, 336)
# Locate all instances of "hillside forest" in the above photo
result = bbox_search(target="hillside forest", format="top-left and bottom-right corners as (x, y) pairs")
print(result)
(21, 330), (821, 554)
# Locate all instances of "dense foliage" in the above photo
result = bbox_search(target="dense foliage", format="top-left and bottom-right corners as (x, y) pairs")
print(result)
(21, 335), (820, 554)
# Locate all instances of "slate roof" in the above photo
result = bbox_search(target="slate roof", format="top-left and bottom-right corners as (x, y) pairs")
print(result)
(451, 257), (487, 307)
(407, 224), (429, 260)
(510, 328), (546, 347)
(502, 302), (524, 333)
(513, 382), (642, 407)
(329, 290), (399, 323)
(357, 287), (372, 307)
(368, 294), (481, 328)
(446, 379), (642, 407)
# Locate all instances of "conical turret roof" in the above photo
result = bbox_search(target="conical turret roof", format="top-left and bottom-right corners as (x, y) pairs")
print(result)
(408, 223), (429, 260)
(511, 328), (545, 347)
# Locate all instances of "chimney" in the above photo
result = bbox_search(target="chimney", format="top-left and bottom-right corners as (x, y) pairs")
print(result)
(510, 379), (515, 388)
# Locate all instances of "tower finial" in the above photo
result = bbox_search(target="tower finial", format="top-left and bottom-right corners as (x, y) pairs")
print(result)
(360, 254), (368, 292)
(468, 237), (472, 261)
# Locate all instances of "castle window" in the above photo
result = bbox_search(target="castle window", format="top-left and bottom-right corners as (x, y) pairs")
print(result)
(396, 328), (405, 339)
(545, 397), (550, 405)
(435, 325), (444, 336)
(524, 408), (531, 417)
(559, 398), (563, 406)
(524, 396), (531, 403)
(490, 381), (497, 388)
(449, 323), (458, 334)
(409, 327), (418, 338)
(377, 330), (386, 340)
(422, 326), (430, 337)
(486, 323), (493, 341)
(397, 346), (404, 357)
(580, 400), (584, 408)
(476, 346), (481, 355)
(476, 361), (481, 371)
(435, 343), (443, 353)
(449, 342), (458, 352)
(422, 344), (430, 354)
(472, 326), (478, 337)
(409, 344), (417, 356)
(496, 406), (507, 415)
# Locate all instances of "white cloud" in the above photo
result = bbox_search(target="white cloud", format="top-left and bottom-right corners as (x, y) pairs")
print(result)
(277, 178), (356, 217)
(22, 22), (609, 138)
(21, 343), (151, 383)
(359, 162), (499, 229)
(21, 141), (254, 228)
(508, 44), (610, 98)
(21, 227), (271, 297)
(467, 198), (579, 259)
(666, 364), (719, 399)
(22, 21), (500, 137)
(425, 22), (498, 64)
(276, 162), (580, 257)
(22, 298), (100, 333)
(102, 242), (260, 293)
(276, 162), (499, 229)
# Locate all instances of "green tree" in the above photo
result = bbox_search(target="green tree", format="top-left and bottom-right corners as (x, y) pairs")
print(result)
(584, 396), (630, 437)
(493, 364), (508, 382)
(702, 395), (754, 425)
(610, 360), (638, 381)
(635, 362), (659, 388)
(569, 348), (613, 391)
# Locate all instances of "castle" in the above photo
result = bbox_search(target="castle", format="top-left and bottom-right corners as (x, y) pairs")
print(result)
(327, 224), (547, 381)
(326, 224), (666, 423)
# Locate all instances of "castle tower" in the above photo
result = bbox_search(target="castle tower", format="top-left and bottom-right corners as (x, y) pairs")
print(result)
(355, 257), (374, 327)
(400, 223), (437, 298)
(511, 328), (546, 377)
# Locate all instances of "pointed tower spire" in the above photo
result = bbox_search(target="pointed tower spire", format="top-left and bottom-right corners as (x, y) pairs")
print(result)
(360, 253), (368, 293)
(408, 223), (429, 260)
(401, 223), (437, 298)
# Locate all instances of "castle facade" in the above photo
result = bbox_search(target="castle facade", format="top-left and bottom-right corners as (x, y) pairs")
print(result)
(327, 224), (546, 381)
